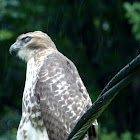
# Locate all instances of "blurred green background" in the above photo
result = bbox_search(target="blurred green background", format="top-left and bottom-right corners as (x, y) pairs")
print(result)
(0, 0), (140, 139)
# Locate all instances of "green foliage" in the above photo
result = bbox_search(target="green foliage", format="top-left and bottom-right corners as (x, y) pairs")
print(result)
(134, 133), (140, 140)
(0, 106), (20, 140)
(0, 131), (16, 140)
(124, 2), (140, 41)
(120, 131), (132, 140)
(99, 128), (118, 140)
(99, 128), (140, 140)
(0, 30), (14, 40)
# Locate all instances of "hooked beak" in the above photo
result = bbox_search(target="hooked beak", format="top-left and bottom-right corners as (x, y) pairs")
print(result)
(9, 41), (21, 55)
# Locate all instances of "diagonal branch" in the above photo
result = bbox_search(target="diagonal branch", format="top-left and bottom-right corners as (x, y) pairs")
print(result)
(67, 54), (140, 140)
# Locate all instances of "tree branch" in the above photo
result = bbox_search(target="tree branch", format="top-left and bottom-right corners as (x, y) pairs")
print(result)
(67, 54), (140, 140)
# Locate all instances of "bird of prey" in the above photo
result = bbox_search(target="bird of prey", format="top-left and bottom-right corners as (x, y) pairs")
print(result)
(9, 31), (98, 140)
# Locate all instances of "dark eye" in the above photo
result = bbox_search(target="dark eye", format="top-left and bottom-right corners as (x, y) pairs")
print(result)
(22, 37), (31, 43)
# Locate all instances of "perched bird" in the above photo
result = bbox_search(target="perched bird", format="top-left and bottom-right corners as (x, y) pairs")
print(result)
(9, 31), (98, 140)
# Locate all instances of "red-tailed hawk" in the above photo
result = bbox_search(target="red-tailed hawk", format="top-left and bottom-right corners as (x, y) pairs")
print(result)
(9, 31), (98, 140)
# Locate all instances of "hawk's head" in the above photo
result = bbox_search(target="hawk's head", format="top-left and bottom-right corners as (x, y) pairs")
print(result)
(9, 31), (56, 62)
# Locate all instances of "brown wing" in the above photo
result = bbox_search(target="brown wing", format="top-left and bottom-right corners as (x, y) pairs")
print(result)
(35, 51), (97, 140)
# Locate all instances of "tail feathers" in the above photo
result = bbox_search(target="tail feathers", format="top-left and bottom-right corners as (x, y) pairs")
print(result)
(88, 124), (98, 140)
(82, 120), (98, 140)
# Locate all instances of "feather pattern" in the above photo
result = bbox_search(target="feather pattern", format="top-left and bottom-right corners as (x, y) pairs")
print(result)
(35, 51), (97, 140)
